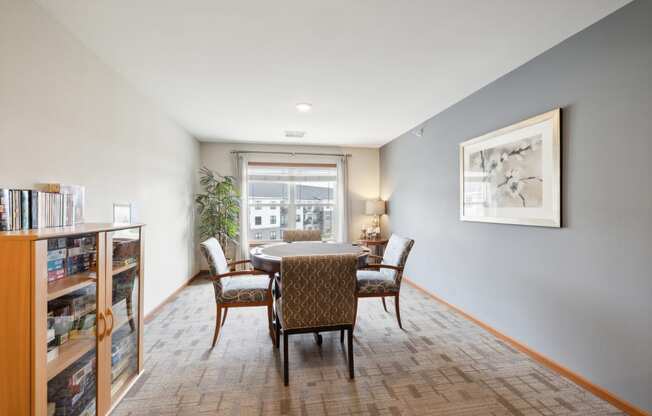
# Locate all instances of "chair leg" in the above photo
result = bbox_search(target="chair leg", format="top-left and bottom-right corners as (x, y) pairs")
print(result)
(394, 295), (403, 329)
(212, 305), (222, 348)
(347, 328), (354, 379)
(283, 332), (289, 386)
(221, 307), (229, 325)
(353, 296), (358, 330)
(267, 303), (275, 346)
(275, 319), (281, 349)
(381, 296), (388, 312)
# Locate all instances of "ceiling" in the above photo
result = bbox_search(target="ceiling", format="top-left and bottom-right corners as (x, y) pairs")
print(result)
(36, 0), (630, 147)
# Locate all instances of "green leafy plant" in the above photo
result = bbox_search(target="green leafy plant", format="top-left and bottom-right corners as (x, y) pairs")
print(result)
(196, 167), (240, 254)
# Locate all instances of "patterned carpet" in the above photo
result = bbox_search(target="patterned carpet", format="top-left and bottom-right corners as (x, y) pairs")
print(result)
(112, 277), (623, 416)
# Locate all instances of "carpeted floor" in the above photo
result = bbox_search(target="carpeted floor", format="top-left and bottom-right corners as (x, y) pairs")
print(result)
(112, 277), (623, 415)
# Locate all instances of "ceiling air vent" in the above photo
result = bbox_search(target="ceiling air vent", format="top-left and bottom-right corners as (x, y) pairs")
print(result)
(284, 130), (305, 138)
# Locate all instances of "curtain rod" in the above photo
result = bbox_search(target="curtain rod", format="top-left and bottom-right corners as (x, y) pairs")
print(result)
(231, 150), (351, 157)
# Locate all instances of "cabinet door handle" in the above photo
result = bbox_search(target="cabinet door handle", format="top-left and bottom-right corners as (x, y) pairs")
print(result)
(106, 307), (115, 335)
(98, 312), (106, 341)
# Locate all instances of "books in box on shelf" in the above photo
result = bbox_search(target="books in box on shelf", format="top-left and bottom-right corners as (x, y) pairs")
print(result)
(47, 248), (66, 261)
(48, 237), (67, 250)
(54, 332), (69, 346)
(47, 341), (59, 363)
(47, 259), (64, 272)
(48, 354), (97, 415)
(79, 398), (96, 416)
(47, 311), (56, 343)
(48, 269), (65, 283)
(47, 245), (67, 282)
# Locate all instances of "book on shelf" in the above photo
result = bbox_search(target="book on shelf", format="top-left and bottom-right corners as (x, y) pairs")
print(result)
(0, 185), (85, 231)
(0, 189), (10, 231)
(48, 355), (97, 415)
(20, 190), (30, 230)
(40, 183), (85, 225)
(47, 341), (59, 363)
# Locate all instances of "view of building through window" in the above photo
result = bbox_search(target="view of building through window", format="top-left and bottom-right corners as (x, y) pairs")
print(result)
(247, 164), (337, 241)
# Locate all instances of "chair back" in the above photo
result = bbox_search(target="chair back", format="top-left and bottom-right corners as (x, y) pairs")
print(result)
(279, 254), (357, 330)
(199, 238), (229, 301)
(282, 229), (321, 242)
(381, 234), (415, 285)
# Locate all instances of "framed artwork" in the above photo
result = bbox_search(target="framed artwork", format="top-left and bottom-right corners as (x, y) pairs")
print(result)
(113, 203), (132, 225)
(459, 108), (561, 227)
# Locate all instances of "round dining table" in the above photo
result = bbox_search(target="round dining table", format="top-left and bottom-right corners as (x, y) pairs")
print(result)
(250, 241), (370, 346)
(250, 241), (370, 274)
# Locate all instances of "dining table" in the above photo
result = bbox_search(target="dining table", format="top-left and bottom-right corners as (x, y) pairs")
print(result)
(250, 241), (370, 345)
(250, 241), (370, 274)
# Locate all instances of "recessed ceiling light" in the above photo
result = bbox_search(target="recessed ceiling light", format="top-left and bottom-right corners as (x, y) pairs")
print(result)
(295, 103), (312, 113)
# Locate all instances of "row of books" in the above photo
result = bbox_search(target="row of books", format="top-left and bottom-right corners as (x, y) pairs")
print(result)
(0, 187), (83, 231)
(47, 350), (97, 416)
(48, 236), (97, 282)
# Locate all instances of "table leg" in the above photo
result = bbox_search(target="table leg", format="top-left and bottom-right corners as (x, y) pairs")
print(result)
(313, 332), (322, 346)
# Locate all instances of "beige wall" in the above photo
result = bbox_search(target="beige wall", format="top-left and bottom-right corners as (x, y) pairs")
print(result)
(200, 142), (380, 245)
(0, 0), (200, 315)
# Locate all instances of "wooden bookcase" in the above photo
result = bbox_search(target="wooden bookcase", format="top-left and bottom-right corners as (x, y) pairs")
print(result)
(0, 223), (145, 416)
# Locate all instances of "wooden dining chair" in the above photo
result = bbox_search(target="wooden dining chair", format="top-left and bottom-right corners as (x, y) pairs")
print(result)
(356, 234), (414, 329)
(276, 254), (357, 385)
(200, 238), (274, 347)
(282, 229), (321, 242)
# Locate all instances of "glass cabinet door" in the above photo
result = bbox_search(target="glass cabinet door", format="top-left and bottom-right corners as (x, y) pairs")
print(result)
(46, 233), (100, 416)
(106, 228), (142, 404)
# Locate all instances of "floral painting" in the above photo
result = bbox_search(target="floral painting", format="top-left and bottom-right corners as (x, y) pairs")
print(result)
(460, 109), (561, 227)
(468, 134), (543, 208)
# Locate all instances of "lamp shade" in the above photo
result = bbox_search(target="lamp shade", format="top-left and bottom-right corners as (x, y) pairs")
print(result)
(365, 199), (386, 216)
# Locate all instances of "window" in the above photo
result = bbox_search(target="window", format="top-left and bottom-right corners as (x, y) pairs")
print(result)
(248, 163), (337, 242)
(254, 232), (262, 240)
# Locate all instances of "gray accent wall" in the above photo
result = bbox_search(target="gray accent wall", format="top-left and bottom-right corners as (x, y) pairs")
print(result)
(379, 0), (651, 411)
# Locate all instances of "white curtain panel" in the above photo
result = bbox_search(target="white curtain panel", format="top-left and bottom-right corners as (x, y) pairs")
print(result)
(234, 153), (249, 259)
(336, 155), (350, 242)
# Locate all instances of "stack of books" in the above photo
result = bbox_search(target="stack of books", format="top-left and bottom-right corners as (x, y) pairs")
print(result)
(47, 239), (67, 283)
(47, 236), (97, 283)
(0, 184), (84, 231)
(47, 353), (97, 416)
(67, 237), (96, 275)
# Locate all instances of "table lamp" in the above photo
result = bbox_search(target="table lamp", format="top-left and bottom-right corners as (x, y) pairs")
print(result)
(365, 199), (386, 239)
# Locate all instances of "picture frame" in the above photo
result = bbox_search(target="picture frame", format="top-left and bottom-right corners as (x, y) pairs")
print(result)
(113, 203), (132, 225)
(459, 108), (561, 227)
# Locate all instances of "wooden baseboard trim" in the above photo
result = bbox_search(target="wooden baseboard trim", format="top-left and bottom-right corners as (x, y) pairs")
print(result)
(144, 271), (203, 323)
(404, 277), (649, 416)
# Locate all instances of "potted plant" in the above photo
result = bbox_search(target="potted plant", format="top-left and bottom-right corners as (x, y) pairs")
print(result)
(196, 167), (240, 258)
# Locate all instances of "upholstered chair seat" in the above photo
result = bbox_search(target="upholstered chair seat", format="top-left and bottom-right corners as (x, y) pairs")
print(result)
(200, 237), (274, 347)
(217, 275), (271, 304)
(356, 270), (399, 294)
(356, 234), (414, 329)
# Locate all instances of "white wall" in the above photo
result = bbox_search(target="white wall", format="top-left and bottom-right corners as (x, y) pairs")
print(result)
(200, 142), (380, 245)
(0, 0), (201, 315)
